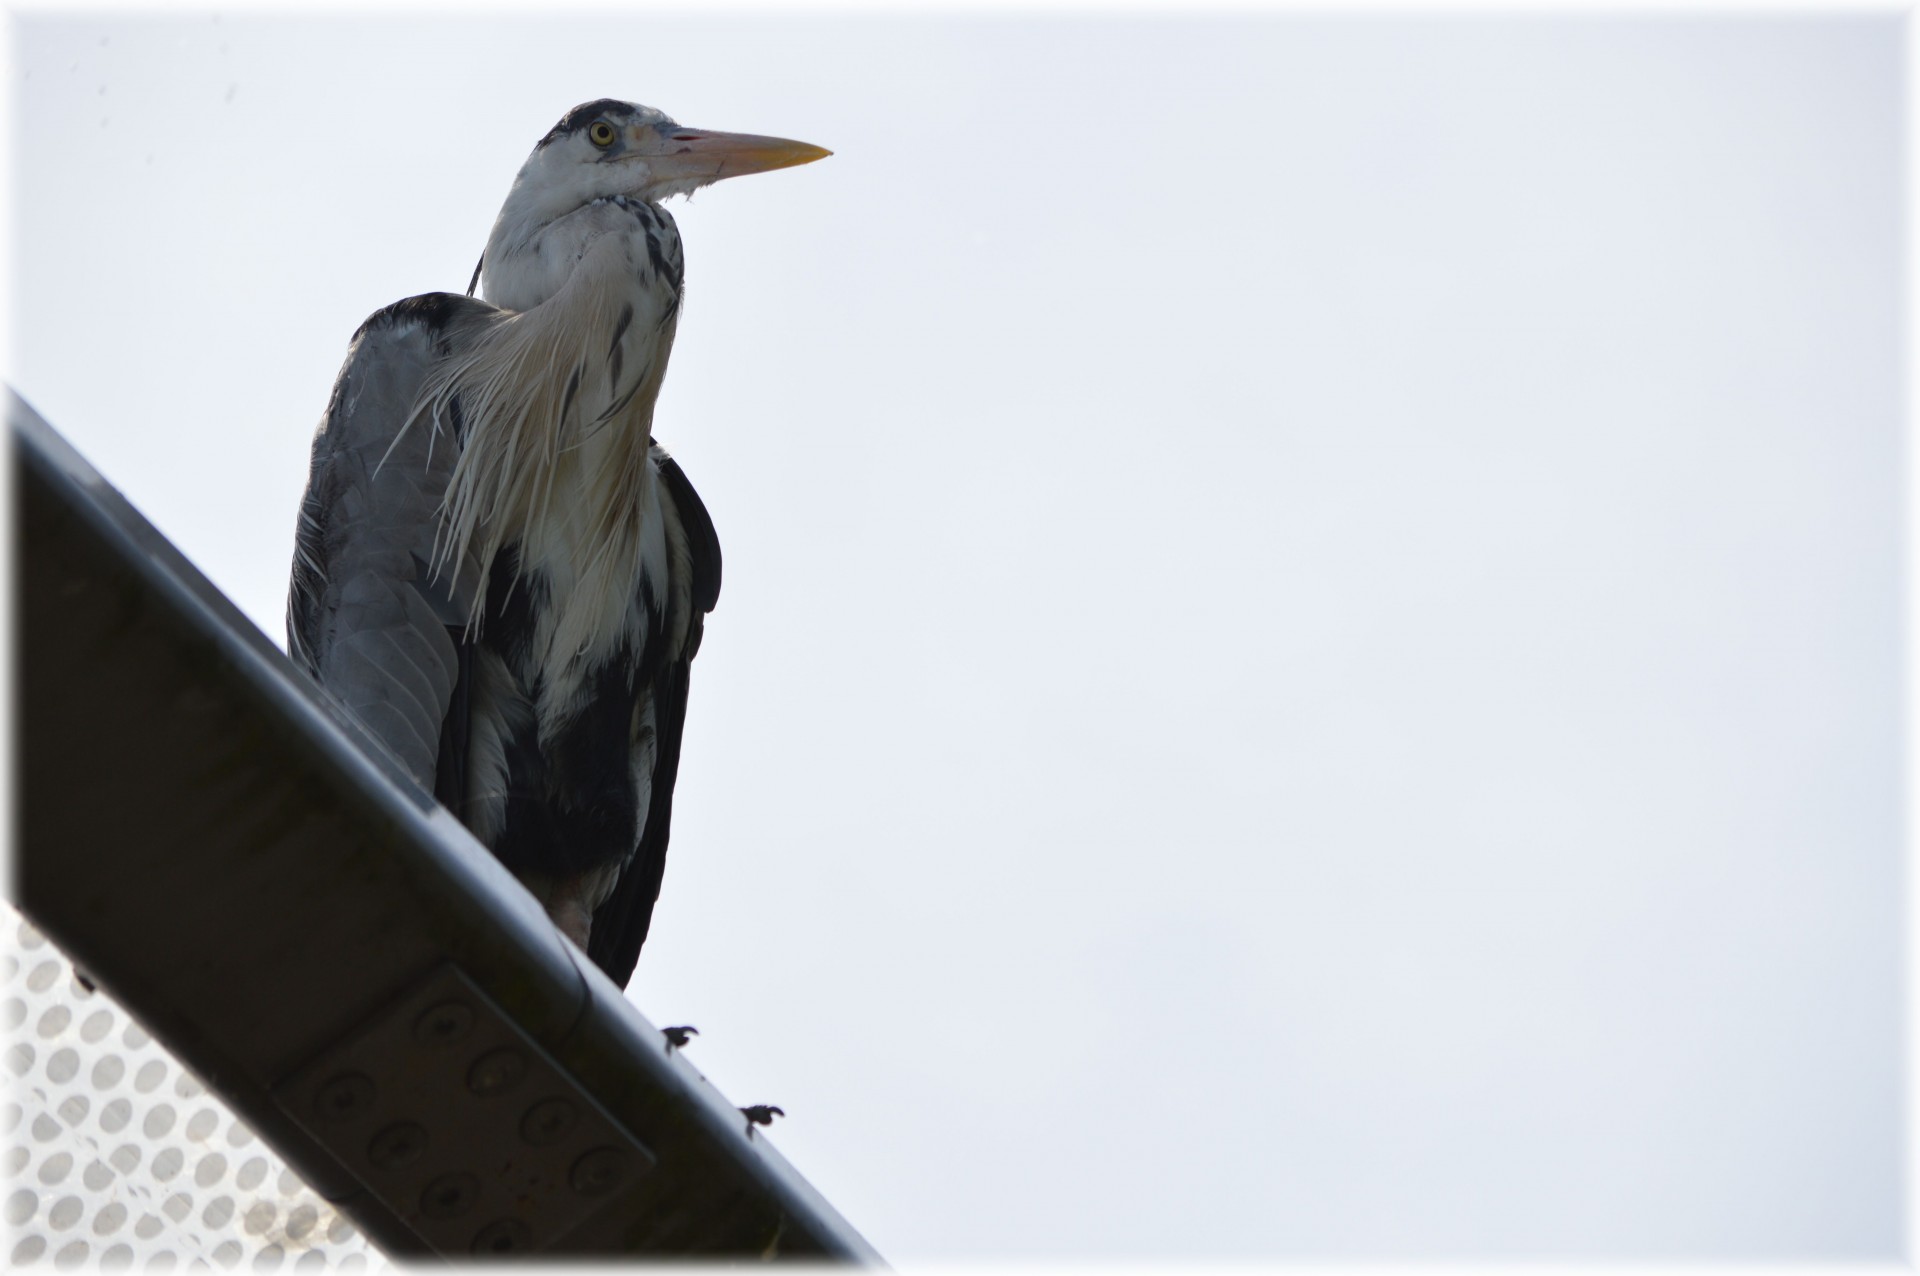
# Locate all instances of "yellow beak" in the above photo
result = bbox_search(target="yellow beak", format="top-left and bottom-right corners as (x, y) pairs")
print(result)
(632, 125), (832, 186)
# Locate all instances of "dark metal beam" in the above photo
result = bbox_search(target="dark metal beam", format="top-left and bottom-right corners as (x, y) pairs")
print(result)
(11, 392), (881, 1262)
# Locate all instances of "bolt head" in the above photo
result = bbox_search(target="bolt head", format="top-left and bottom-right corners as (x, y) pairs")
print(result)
(466, 1049), (528, 1098)
(366, 1122), (429, 1171)
(568, 1147), (629, 1197)
(412, 1000), (475, 1048)
(471, 1218), (532, 1255)
(311, 1073), (375, 1125)
(519, 1098), (577, 1148)
(420, 1172), (481, 1220)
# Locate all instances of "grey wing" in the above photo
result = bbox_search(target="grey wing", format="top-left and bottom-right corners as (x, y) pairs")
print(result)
(287, 293), (494, 791)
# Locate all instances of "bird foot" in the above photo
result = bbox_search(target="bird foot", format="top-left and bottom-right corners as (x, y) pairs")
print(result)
(740, 1104), (785, 1138)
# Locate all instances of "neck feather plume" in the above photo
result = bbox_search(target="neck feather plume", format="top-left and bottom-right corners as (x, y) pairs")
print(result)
(411, 233), (669, 630)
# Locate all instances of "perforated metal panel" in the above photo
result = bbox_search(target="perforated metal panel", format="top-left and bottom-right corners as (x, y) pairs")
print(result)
(3, 903), (384, 1269)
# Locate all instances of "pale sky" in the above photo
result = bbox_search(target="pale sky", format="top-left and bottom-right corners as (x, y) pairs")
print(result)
(8, 11), (1905, 1261)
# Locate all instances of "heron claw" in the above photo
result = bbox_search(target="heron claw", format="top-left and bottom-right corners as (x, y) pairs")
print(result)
(740, 1104), (785, 1137)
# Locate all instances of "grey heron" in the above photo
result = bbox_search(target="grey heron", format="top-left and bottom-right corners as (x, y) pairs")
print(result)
(287, 99), (829, 989)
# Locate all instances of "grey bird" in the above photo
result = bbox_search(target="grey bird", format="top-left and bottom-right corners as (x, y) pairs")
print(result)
(662, 1025), (698, 1051)
(288, 100), (829, 989)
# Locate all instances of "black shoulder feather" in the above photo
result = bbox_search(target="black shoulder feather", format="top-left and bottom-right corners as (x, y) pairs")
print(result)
(656, 453), (722, 614)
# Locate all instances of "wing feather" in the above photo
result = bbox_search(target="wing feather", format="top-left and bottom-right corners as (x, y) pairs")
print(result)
(287, 293), (497, 791)
(585, 451), (722, 987)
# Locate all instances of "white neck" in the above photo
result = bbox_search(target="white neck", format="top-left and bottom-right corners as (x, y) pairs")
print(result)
(424, 197), (685, 630)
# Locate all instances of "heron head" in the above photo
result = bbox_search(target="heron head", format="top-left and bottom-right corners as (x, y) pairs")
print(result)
(497, 99), (830, 235)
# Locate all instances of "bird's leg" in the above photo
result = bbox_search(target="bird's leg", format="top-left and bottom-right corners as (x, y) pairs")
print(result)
(547, 896), (592, 951)
(538, 866), (619, 954)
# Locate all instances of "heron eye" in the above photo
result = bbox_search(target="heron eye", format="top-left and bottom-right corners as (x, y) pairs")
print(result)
(588, 121), (617, 149)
